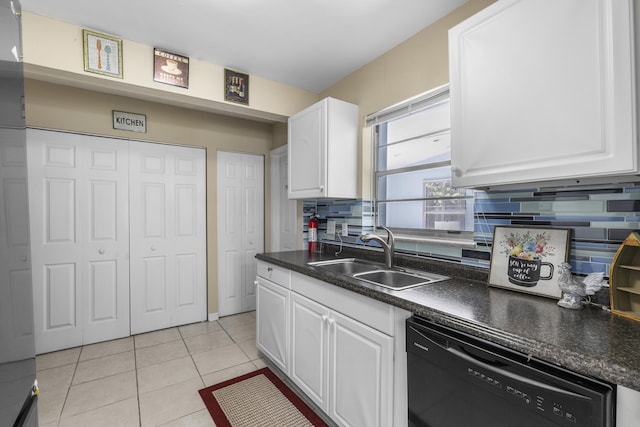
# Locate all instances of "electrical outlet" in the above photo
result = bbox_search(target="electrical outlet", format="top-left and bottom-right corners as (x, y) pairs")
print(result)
(342, 223), (348, 236)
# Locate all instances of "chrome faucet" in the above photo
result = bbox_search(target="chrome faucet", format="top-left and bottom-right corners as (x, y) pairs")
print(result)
(359, 226), (395, 268)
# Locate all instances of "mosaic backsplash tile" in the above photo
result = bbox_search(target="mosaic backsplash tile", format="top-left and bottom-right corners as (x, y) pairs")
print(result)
(302, 183), (640, 278)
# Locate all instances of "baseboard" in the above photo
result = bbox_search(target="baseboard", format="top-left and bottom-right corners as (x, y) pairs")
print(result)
(208, 312), (219, 322)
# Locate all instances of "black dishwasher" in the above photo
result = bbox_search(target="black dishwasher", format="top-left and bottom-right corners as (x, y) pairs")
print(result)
(407, 316), (614, 427)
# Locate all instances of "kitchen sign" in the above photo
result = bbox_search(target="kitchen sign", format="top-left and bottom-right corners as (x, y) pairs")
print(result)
(113, 110), (146, 133)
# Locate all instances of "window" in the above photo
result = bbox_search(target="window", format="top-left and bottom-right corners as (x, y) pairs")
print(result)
(368, 85), (474, 239)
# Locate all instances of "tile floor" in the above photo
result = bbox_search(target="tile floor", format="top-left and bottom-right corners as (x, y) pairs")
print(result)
(35, 311), (265, 427)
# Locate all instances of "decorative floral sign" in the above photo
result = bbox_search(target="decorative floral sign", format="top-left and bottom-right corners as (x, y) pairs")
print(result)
(500, 230), (555, 260)
(489, 226), (570, 298)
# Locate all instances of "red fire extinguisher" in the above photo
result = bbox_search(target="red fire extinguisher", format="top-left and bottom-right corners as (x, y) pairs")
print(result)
(308, 213), (318, 253)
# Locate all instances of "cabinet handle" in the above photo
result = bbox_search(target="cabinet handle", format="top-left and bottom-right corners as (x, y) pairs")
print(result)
(20, 256), (27, 262)
(451, 165), (462, 177)
(321, 314), (328, 323)
(267, 267), (273, 272)
(319, 186), (324, 193)
(151, 246), (156, 251)
(98, 248), (105, 255)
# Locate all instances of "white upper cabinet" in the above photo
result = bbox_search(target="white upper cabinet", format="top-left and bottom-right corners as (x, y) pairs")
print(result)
(288, 97), (358, 199)
(449, 0), (638, 189)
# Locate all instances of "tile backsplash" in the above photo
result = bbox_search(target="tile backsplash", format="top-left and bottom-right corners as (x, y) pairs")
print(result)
(303, 183), (640, 278)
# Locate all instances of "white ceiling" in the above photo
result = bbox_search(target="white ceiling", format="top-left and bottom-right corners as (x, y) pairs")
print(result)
(20, 0), (467, 93)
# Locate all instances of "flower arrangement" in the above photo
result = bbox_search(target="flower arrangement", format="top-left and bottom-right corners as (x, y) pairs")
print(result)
(499, 230), (556, 260)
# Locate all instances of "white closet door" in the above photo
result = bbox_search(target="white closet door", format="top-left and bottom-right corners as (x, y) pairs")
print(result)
(129, 143), (172, 333)
(171, 146), (207, 326)
(241, 153), (264, 311)
(81, 135), (130, 345)
(0, 128), (35, 361)
(217, 151), (243, 316)
(130, 142), (206, 334)
(28, 130), (84, 353)
(217, 151), (264, 317)
(28, 129), (130, 353)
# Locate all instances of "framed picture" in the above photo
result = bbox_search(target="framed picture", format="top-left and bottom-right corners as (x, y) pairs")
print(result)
(82, 29), (123, 78)
(224, 68), (249, 105)
(488, 226), (571, 299)
(153, 48), (189, 88)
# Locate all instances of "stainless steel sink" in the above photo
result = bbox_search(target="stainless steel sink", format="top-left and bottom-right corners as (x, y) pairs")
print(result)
(354, 270), (447, 290)
(307, 258), (448, 290)
(307, 258), (382, 275)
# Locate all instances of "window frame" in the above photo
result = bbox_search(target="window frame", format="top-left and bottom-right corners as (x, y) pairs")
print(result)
(367, 84), (476, 246)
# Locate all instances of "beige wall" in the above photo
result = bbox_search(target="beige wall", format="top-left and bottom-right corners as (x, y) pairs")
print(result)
(272, 122), (288, 149)
(25, 79), (275, 315)
(320, 0), (495, 198)
(22, 12), (319, 123)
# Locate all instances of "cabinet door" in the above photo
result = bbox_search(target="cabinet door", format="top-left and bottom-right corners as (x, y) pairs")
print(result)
(290, 292), (329, 411)
(288, 100), (326, 199)
(617, 385), (640, 427)
(449, 0), (636, 188)
(329, 310), (393, 427)
(256, 277), (289, 374)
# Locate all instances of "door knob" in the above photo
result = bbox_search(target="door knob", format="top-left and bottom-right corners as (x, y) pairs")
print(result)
(249, 240), (253, 245)
(20, 256), (27, 262)
(151, 246), (156, 251)
(98, 248), (105, 254)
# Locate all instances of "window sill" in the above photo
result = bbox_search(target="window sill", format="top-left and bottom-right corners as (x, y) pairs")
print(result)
(392, 233), (477, 249)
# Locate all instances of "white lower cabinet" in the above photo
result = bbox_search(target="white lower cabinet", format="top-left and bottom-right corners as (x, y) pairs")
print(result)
(289, 292), (328, 408)
(256, 279), (289, 373)
(256, 264), (640, 427)
(256, 262), (408, 427)
(290, 292), (393, 427)
(255, 261), (291, 375)
(617, 385), (640, 427)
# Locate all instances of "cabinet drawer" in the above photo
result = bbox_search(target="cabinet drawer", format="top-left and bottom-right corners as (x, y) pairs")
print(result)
(291, 271), (394, 336)
(257, 261), (291, 289)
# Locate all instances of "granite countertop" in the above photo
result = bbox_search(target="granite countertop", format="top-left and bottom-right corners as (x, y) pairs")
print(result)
(256, 247), (640, 392)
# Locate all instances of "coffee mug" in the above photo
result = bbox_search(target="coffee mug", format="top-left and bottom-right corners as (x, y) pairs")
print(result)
(165, 59), (178, 71)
